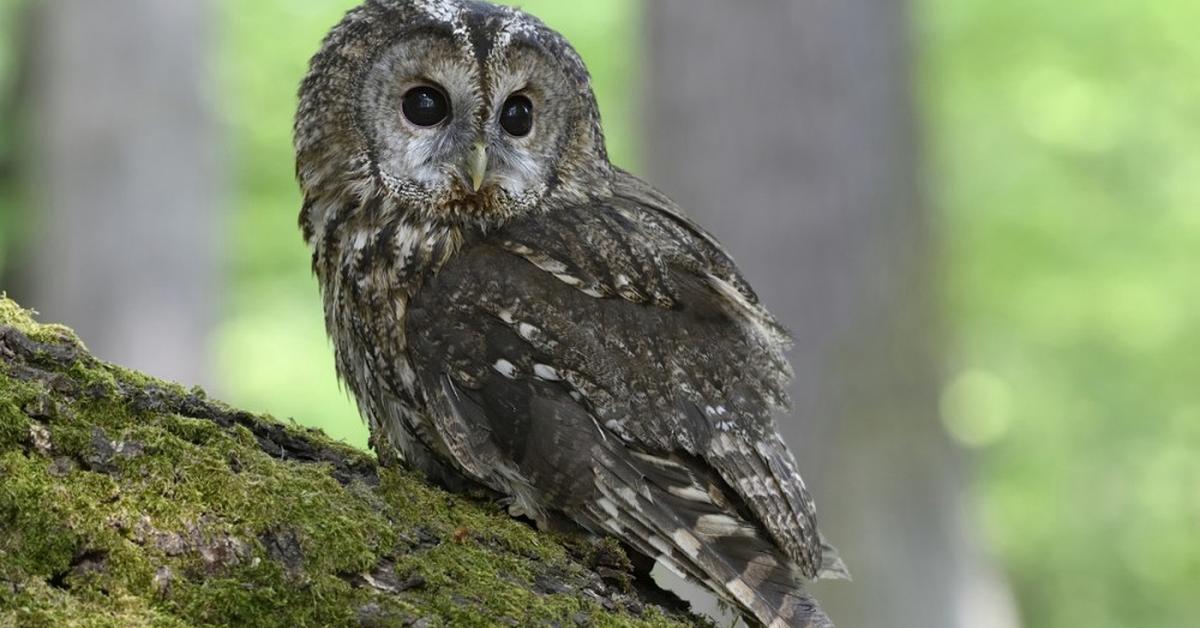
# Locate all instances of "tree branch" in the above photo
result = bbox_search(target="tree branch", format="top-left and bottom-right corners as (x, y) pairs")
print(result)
(0, 297), (700, 627)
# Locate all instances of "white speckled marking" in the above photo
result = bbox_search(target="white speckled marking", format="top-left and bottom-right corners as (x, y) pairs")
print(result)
(536, 258), (569, 274)
(629, 451), (686, 469)
(492, 359), (517, 379)
(351, 230), (371, 251)
(725, 577), (758, 608)
(517, 322), (540, 340)
(553, 273), (582, 287)
(413, 0), (468, 38)
(596, 498), (619, 519)
(580, 286), (606, 298)
(696, 514), (752, 537)
(667, 484), (713, 504)
(532, 363), (561, 381)
(394, 223), (429, 267)
(672, 529), (702, 558)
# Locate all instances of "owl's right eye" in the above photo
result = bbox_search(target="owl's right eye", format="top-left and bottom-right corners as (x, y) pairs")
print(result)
(401, 86), (450, 127)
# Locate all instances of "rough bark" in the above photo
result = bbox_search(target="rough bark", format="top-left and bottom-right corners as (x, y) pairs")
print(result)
(0, 297), (701, 627)
(20, 0), (220, 386)
(643, 2), (1016, 627)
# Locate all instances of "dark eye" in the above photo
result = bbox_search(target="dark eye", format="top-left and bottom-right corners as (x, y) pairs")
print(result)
(402, 85), (450, 127)
(499, 94), (533, 137)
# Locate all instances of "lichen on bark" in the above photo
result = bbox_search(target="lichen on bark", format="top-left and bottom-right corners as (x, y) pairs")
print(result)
(0, 297), (699, 627)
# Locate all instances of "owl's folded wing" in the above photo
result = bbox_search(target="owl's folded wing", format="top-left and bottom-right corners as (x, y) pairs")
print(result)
(405, 177), (846, 625)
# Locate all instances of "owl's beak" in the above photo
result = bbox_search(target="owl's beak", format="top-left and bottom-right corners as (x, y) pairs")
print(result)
(466, 142), (488, 192)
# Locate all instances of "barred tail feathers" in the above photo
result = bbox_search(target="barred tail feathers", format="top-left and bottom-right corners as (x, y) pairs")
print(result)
(587, 445), (833, 628)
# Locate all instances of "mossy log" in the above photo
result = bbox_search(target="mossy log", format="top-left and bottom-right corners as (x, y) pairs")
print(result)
(0, 297), (701, 627)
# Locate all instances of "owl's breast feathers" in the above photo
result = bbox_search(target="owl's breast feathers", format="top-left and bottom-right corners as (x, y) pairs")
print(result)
(359, 170), (845, 627)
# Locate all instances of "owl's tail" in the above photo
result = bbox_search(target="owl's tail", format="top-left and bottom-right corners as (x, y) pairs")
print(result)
(584, 444), (834, 628)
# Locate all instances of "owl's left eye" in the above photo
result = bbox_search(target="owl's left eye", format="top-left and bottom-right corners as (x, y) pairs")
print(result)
(499, 95), (534, 137)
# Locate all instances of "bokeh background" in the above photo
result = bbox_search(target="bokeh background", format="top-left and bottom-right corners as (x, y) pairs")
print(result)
(1, 1), (1197, 627)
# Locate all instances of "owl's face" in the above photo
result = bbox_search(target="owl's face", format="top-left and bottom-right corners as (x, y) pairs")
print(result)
(297, 0), (612, 228)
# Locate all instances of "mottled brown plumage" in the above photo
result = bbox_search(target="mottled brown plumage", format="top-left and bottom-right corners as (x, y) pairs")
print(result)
(295, 1), (848, 626)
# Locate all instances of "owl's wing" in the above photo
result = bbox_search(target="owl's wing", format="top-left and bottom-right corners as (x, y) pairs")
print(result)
(406, 172), (846, 626)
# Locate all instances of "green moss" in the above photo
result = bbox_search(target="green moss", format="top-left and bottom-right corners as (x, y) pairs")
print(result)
(0, 297), (694, 627)
(0, 295), (80, 347)
(4, 580), (191, 628)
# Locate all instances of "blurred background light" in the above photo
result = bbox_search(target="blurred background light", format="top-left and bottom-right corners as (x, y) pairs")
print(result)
(1, 0), (1196, 626)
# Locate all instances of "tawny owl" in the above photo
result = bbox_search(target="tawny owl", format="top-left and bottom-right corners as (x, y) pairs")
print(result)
(295, 1), (849, 626)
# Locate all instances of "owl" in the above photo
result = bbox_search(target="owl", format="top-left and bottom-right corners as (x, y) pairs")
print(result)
(295, 1), (849, 626)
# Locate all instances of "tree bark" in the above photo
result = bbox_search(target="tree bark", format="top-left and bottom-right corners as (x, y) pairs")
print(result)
(643, 2), (1016, 627)
(21, 0), (220, 386)
(0, 296), (697, 627)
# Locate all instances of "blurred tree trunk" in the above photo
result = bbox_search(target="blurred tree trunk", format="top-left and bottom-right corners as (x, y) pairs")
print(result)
(20, 0), (219, 386)
(644, 2), (1017, 627)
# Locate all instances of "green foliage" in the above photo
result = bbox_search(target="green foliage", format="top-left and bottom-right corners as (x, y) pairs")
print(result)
(0, 0), (25, 281)
(920, 1), (1200, 627)
(0, 297), (689, 627)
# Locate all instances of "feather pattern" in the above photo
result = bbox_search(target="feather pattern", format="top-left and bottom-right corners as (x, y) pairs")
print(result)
(398, 171), (846, 625)
(296, 2), (846, 624)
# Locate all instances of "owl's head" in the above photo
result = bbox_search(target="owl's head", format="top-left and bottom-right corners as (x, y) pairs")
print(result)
(296, 0), (612, 233)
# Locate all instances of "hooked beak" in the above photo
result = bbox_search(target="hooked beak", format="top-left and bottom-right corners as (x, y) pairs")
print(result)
(465, 142), (488, 192)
